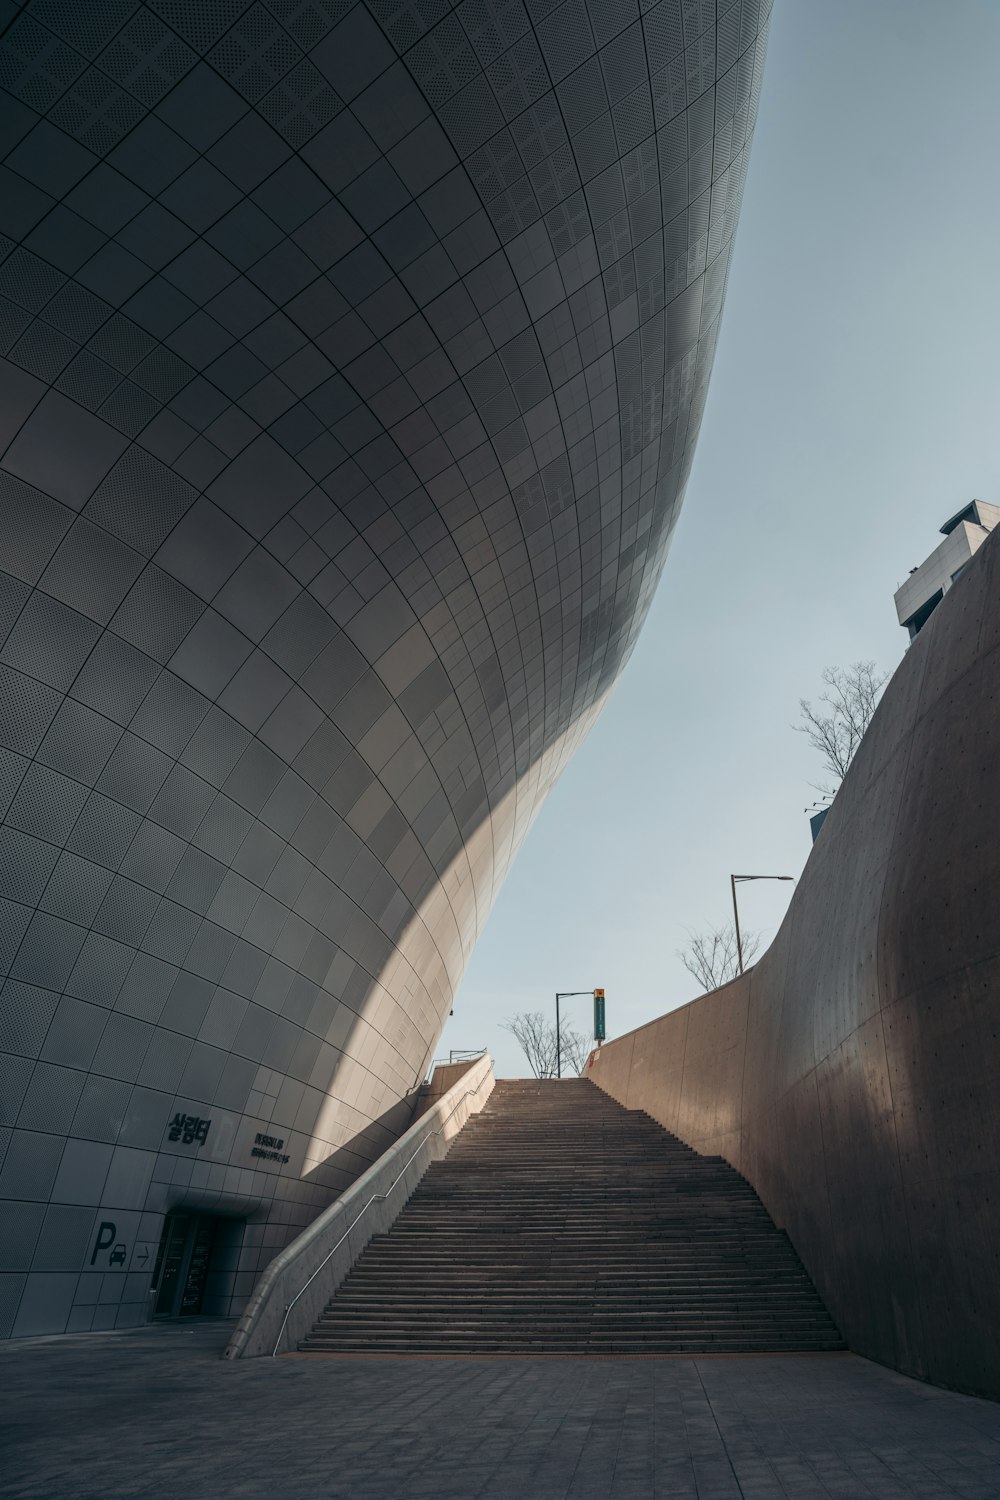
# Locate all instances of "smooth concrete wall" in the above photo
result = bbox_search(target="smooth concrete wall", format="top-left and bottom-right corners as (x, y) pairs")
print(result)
(589, 529), (1000, 1401)
(226, 1051), (494, 1358)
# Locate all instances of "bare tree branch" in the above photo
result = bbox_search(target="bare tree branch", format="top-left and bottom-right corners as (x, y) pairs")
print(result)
(500, 1011), (555, 1078)
(795, 661), (889, 795)
(559, 1026), (591, 1077)
(677, 923), (760, 992)
(500, 1011), (591, 1078)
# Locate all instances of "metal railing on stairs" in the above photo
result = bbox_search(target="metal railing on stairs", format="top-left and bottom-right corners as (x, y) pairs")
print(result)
(423, 1046), (487, 1079)
(223, 1050), (494, 1358)
(268, 1069), (492, 1356)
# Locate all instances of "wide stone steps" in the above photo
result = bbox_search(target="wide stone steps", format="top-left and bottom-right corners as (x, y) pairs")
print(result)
(300, 1078), (845, 1356)
(361, 1243), (807, 1255)
(346, 1276), (815, 1289)
(309, 1306), (823, 1319)
(363, 1238), (798, 1252)
(302, 1334), (847, 1354)
(316, 1306), (830, 1324)
(345, 1280), (819, 1292)
(347, 1262), (811, 1275)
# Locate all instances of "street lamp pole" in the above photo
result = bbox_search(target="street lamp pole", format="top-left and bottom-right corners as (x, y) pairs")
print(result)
(730, 874), (795, 974)
(730, 874), (744, 976)
(555, 990), (595, 1078)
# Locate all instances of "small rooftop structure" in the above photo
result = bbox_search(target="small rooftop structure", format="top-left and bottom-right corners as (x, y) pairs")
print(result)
(894, 500), (1000, 639)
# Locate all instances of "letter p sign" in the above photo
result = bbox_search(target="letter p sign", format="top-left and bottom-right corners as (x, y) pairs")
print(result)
(91, 1221), (116, 1266)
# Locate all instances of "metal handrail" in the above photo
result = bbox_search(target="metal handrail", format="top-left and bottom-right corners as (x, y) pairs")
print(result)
(269, 1069), (490, 1356)
(423, 1046), (486, 1077)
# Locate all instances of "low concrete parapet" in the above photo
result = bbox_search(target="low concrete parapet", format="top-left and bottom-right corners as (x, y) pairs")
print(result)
(413, 1053), (487, 1120)
(223, 1052), (494, 1358)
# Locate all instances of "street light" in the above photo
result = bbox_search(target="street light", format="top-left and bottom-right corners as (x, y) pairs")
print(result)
(730, 874), (795, 975)
(554, 990), (599, 1079)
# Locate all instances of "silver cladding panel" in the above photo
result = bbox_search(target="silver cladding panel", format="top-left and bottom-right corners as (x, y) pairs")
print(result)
(0, 0), (770, 1336)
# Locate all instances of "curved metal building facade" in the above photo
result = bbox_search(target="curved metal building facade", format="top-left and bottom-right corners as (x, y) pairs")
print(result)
(0, 0), (769, 1335)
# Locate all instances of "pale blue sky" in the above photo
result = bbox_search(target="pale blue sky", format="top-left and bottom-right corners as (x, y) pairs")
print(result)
(440, 0), (1000, 1076)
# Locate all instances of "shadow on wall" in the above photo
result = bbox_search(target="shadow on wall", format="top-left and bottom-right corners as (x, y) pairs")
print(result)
(589, 527), (1000, 1402)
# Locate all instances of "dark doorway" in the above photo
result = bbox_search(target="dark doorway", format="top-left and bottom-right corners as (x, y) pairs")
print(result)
(150, 1213), (222, 1318)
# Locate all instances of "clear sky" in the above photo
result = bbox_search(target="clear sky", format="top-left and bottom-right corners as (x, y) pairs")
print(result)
(439, 0), (1000, 1077)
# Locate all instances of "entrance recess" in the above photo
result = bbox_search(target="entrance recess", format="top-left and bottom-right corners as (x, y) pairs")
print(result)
(150, 1213), (222, 1318)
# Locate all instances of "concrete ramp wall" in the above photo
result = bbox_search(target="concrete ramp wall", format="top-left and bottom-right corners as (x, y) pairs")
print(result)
(589, 530), (1000, 1400)
(225, 1052), (494, 1358)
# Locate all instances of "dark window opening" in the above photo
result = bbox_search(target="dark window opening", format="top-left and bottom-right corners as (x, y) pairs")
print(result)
(906, 589), (944, 639)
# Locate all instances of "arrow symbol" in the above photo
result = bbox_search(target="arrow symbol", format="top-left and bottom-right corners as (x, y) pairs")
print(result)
(135, 1247), (149, 1266)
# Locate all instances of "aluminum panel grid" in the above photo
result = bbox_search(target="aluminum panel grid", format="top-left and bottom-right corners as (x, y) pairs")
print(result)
(0, 0), (770, 1336)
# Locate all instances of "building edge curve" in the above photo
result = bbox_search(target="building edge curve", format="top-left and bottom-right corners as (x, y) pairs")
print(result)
(0, 0), (770, 1335)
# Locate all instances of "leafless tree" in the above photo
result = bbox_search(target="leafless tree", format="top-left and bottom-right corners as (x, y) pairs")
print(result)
(796, 661), (889, 795)
(501, 1011), (556, 1078)
(501, 1011), (590, 1077)
(559, 1025), (591, 1076)
(677, 923), (761, 993)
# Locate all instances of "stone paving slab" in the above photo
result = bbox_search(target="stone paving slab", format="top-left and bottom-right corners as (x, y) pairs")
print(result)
(2, 1321), (1000, 1498)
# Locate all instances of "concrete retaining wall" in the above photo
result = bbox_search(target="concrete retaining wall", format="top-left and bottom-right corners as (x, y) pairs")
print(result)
(224, 1052), (494, 1358)
(589, 530), (1000, 1400)
(413, 1056), (487, 1119)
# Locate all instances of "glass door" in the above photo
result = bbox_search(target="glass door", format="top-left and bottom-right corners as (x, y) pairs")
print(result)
(151, 1214), (192, 1318)
(179, 1218), (216, 1315)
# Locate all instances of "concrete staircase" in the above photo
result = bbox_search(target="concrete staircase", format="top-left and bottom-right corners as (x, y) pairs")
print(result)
(300, 1078), (846, 1355)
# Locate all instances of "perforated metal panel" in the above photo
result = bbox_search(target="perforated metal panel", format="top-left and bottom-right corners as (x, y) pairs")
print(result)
(0, 0), (770, 1338)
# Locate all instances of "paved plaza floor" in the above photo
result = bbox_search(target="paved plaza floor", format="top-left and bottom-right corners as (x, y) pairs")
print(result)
(3, 1320), (1000, 1499)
